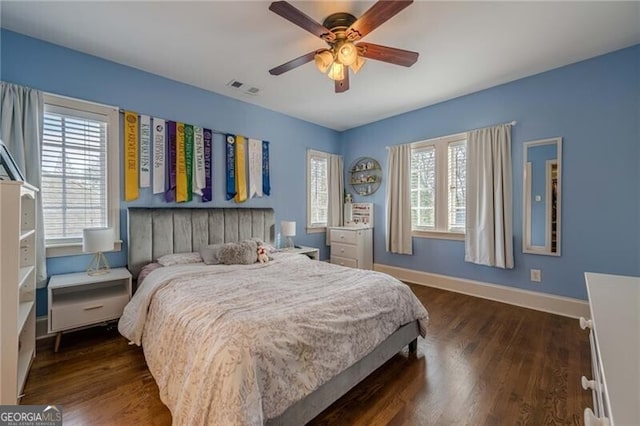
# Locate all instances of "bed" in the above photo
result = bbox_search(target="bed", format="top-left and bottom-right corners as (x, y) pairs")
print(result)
(119, 208), (428, 425)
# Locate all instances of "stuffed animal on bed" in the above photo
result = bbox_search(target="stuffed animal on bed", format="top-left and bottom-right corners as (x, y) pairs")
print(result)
(257, 246), (269, 263)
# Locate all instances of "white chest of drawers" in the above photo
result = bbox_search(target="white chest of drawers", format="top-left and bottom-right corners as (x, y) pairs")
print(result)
(329, 227), (373, 270)
(581, 272), (640, 426)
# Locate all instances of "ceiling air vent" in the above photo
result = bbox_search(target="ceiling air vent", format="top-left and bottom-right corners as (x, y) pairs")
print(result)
(244, 87), (260, 96)
(227, 80), (244, 89)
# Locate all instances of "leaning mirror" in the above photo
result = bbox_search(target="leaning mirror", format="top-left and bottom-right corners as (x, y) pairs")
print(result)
(523, 137), (562, 256)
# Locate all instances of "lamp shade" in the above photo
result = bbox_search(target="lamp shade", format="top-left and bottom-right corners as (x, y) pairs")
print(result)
(327, 63), (345, 81)
(314, 50), (334, 74)
(337, 41), (357, 66)
(281, 221), (296, 237)
(83, 227), (114, 253)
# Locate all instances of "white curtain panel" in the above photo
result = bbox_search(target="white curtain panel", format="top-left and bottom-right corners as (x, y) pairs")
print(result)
(0, 82), (47, 286)
(325, 154), (344, 245)
(465, 124), (514, 269)
(385, 144), (413, 254)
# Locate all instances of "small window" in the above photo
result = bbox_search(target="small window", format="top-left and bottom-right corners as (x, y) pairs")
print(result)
(307, 149), (329, 229)
(410, 134), (467, 237)
(42, 94), (119, 255)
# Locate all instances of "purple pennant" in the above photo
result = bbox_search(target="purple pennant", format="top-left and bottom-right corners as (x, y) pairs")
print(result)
(202, 129), (212, 202)
(165, 121), (177, 202)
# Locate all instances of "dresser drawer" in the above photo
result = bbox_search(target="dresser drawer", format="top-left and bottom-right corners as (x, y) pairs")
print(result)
(331, 255), (358, 268)
(330, 229), (357, 245)
(50, 294), (129, 332)
(331, 242), (358, 259)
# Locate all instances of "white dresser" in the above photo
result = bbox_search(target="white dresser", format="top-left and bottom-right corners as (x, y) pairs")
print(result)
(580, 272), (639, 426)
(329, 227), (373, 270)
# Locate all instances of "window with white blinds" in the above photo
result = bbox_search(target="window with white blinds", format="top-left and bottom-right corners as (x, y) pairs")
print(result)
(42, 94), (119, 251)
(307, 150), (329, 228)
(410, 134), (467, 236)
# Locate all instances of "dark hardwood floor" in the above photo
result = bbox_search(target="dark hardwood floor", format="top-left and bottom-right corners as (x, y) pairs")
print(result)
(22, 285), (592, 425)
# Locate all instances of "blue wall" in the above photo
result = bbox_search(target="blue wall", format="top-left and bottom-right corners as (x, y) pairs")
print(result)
(341, 45), (639, 300)
(2, 29), (638, 315)
(0, 30), (341, 316)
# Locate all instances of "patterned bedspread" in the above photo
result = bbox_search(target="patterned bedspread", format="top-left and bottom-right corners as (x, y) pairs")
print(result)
(118, 253), (428, 425)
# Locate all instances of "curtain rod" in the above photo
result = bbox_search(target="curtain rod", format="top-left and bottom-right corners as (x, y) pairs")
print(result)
(386, 120), (517, 149)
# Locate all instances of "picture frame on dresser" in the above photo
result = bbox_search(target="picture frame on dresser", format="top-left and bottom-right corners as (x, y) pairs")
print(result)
(0, 140), (25, 181)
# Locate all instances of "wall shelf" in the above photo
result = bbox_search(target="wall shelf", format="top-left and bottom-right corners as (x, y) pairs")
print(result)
(349, 157), (382, 196)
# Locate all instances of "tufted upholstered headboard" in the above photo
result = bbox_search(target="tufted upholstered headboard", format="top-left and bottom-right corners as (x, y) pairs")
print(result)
(127, 208), (275, 278)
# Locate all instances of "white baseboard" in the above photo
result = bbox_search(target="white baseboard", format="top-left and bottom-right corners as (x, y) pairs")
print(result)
(36, 316), (53, 340)
(374, 263), (589, 319)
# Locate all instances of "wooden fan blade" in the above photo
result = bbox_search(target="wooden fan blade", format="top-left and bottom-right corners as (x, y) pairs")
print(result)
(269, 51), (318, 75)
(269, 1), (336, 42)
(346, 0), (413, 41)
(357, 42), (418, 67)
(335, 69), (350, 93)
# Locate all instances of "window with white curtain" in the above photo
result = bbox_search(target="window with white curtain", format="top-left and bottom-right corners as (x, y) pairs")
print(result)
(410, 133), (467, 238)
(307, 149), (329, 229)
(42, 94), (119, 255)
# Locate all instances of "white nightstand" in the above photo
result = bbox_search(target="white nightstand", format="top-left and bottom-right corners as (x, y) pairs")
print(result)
(280, 246), (319, 260)
(48, 268), (132, 352)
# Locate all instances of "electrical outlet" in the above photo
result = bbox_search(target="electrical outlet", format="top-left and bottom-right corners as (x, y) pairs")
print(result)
(530, 269), (541, 282)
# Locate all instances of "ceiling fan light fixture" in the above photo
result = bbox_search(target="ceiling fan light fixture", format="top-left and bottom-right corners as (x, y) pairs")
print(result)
(337, 41), (357, 66)
(350, 55), (366, 74)
(327, 63), (345, 81)
(314, 50), (334, 74)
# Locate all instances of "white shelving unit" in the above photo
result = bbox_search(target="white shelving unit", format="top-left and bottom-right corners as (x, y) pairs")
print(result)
(0, 181), (38, 404)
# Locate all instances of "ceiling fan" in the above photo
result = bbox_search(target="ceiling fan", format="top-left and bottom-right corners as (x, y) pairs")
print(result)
(268, 0), (419, 93)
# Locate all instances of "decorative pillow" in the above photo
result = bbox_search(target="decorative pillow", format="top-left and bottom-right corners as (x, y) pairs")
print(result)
(217, 240), (258, 265)
(138, 262), (163, 285)
(199, 243), (225, 265)
(156, 252), (203, 267)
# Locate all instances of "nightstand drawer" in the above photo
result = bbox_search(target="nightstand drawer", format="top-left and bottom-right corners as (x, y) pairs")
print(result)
(50, 294), (129, 332)
(330, 255), (358, 268)
(330, 229), (357, 245)
(331, 242), (357, 259)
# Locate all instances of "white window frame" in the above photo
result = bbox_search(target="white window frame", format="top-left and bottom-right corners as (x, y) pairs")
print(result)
(411, 133), (467, 241)
(306, 149), (329, 233)
(43, 93), (121, 257)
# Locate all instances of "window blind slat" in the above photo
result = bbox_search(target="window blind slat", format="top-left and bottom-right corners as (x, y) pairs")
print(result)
(42, 110), (108, 240)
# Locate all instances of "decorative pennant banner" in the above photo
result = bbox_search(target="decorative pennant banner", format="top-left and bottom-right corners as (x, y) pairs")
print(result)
(248, 138), (263, 198)
(184, 124), (194, 202)
(262, 141), (271, 196)
(235, 135), (248, 203)
(139, 115), (151, 188)
(202, 129), (213, 202)
(165, 121), (177, 202)
(225, 134), (236, 200)
(176, 122), (187, 202)
(193, 126), (205, 196)
(124, 111), (139, 201)
(152, 118), (165, 194)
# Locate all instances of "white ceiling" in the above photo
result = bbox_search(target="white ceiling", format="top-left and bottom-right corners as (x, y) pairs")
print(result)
(2, 1), (639, 131)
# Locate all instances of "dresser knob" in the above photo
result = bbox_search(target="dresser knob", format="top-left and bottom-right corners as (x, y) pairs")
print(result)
(579, 317), (592, 330)
(584, 408), (609, 426)
(581, 376), (596, 390)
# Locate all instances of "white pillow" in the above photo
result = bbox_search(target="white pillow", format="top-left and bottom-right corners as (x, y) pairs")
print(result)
(156, 252), (203, 266)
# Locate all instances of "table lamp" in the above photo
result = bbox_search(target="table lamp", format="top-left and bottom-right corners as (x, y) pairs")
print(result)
(281, 221), (296, 249)
(83, 227), (114, 275)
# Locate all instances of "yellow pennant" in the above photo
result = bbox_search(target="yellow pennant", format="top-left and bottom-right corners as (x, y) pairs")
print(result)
(124, 111), (139, 201)
(235, 135), (248, 203)
(176, 122), (187, 202)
